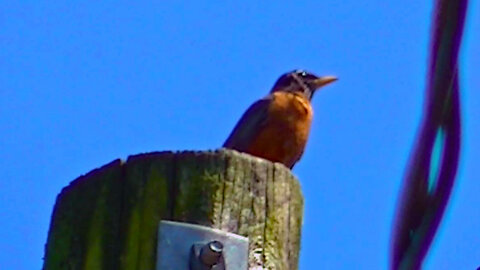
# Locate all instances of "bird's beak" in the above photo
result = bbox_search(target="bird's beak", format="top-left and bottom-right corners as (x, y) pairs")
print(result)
(311, 76), (338, 89)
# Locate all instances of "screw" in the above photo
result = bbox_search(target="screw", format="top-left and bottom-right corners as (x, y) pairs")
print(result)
(199, 240), (224, 266)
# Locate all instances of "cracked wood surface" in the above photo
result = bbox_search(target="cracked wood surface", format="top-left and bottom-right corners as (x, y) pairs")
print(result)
(43, 149), (304, 270)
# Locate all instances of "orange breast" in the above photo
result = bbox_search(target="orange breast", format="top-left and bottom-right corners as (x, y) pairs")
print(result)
(246, 92), (313, 168)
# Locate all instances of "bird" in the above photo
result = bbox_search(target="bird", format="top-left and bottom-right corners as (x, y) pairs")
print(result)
(223, 69), (337, 169)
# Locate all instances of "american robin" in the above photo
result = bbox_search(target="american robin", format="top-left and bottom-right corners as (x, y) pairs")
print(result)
(223, 70), (337, 169)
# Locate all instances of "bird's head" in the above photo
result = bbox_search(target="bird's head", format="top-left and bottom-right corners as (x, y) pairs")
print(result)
(270, 70), (337, 100)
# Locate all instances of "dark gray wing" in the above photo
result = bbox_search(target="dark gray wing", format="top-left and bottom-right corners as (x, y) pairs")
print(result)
(223, 96), (271, 151)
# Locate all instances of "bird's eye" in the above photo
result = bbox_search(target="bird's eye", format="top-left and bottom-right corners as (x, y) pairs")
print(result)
(300, 71), (307, 77)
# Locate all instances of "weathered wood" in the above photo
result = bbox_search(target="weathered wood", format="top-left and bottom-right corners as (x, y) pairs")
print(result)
(43, 149), (304, 270)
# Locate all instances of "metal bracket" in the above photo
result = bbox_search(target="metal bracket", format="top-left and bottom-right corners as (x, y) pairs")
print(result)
(156, 220), (249, 270)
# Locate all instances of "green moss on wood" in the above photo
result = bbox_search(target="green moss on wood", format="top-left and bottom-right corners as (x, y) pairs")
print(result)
(120, 153), (172, 270)
(43, 159), (123, 270)
(43, 149), (304, 270)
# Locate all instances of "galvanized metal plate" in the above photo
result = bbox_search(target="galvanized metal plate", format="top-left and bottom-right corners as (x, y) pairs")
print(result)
(156, 220), (249, 270)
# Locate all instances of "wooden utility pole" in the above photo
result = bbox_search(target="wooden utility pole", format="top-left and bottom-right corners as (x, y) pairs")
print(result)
(43, 149), (304, 270)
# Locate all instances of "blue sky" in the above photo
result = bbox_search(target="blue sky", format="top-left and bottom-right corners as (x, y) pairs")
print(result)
(1, 1), (478, 269)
